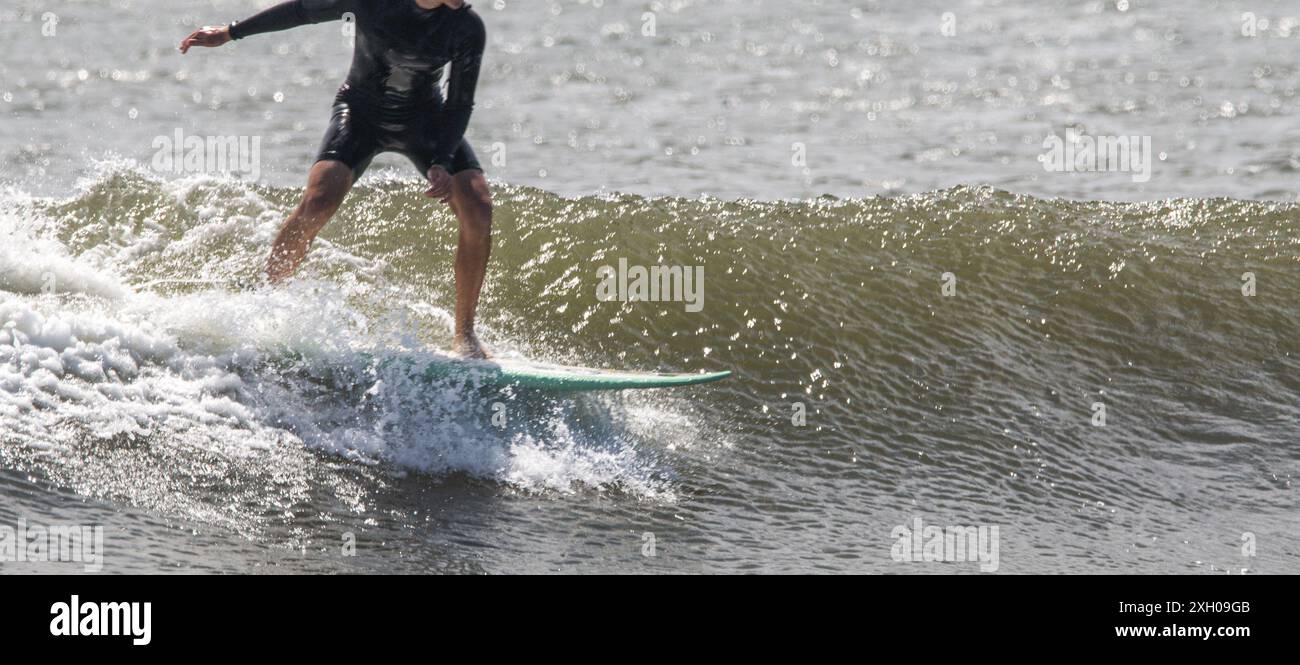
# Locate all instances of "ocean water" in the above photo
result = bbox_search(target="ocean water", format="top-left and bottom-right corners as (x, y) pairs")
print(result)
(1, 0), (1298, 574)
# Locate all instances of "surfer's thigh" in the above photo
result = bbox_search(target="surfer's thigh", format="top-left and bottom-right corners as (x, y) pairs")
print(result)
(315, 95), (380, 182)
(450, 169), (492, 220)
(296, 160), (354, 225)
(403, 136), (485, 193)
(423, 141), (491, 223)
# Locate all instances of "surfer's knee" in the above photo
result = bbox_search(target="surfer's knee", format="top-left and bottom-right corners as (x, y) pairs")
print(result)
(298, 161), (352, 221)
(451, 170), (492, 225)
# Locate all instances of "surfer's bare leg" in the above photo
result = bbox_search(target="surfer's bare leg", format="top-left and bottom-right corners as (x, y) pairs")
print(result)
(447, 169), (493, 358)
(267, 160), (353, 284)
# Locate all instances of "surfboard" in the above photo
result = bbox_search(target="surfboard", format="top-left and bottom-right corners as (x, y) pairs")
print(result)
(371, 353), (731, 391)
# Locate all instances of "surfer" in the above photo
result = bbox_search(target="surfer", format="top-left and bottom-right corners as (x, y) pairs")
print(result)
(179, 0), (492, 358)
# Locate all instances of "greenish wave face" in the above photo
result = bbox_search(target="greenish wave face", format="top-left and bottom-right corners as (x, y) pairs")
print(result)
(2, 168), (1298, 572)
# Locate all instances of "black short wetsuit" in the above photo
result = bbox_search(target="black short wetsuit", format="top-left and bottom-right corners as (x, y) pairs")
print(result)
(229, 0), (485, 179)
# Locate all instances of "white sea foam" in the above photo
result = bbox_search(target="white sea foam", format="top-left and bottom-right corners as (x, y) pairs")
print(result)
(0, 196), (676, 497)
(0, 236), (128, 300)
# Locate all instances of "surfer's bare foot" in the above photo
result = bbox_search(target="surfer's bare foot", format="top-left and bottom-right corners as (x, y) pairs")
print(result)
(454, 334), (491, 359)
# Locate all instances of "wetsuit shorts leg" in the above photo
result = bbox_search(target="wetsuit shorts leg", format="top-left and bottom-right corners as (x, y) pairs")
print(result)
(315, 92), (483, 181)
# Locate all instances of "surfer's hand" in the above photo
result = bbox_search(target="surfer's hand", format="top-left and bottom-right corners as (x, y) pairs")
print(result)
(424, 166), (453, 203)
(179, 26), (232, 54)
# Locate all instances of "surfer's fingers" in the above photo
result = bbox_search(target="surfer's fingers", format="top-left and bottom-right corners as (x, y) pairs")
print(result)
(179, 32), (221, 53)
(425, 175), (452, 199)
(181, 29), (228, 52)
(425, 166), (452, 192)
(179, 31), (201, 53)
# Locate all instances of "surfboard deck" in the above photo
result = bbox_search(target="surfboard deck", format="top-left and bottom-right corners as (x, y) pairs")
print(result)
(370, 353), (731, 391)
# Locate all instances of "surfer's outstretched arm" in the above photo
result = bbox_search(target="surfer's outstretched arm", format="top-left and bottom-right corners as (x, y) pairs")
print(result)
(179, 0), (354, 53)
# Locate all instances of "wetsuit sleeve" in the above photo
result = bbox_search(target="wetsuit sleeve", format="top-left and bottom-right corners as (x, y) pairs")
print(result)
(229, 0), (355, 40)
(429, 12), (487, 172)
